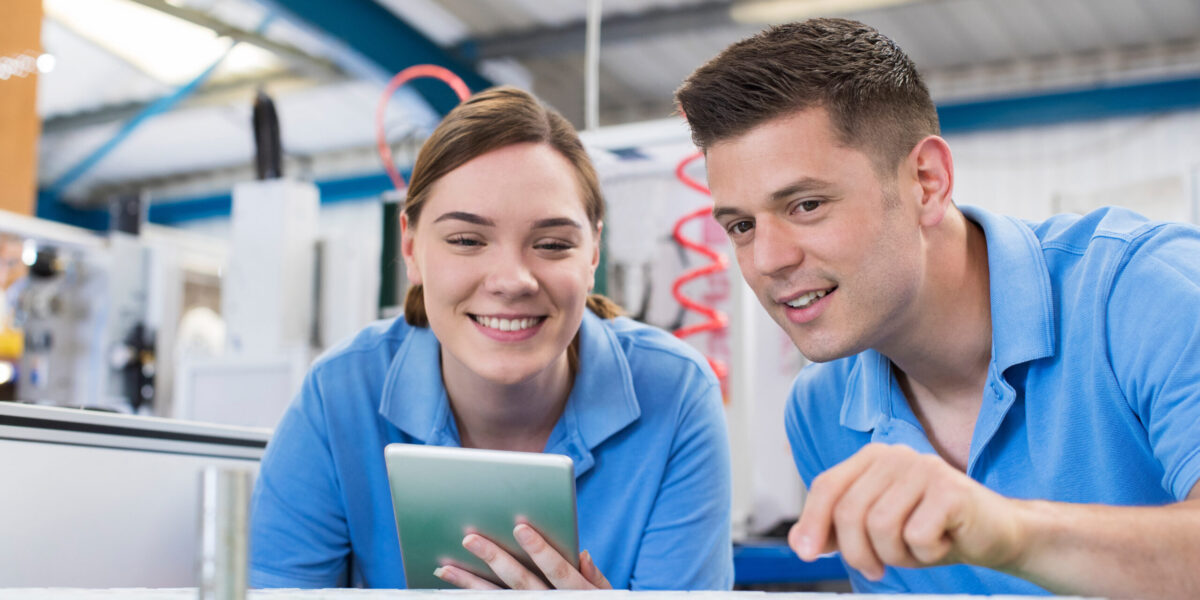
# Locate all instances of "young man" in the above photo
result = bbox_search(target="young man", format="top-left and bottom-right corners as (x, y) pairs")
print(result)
(676, 18), (1200, 598)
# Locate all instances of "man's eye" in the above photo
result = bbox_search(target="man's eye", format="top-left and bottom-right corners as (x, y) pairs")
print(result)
(797, 200), (822, 213)
(728, 220), (753, 235)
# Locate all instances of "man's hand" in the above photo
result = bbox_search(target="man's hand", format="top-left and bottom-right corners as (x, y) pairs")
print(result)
(789, 443), (1028, 580)
(433, 523), (612, 590)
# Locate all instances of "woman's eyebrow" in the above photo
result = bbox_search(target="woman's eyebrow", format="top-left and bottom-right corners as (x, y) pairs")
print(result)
(532, 217), (582, 230)
(433, 211), (494, 226)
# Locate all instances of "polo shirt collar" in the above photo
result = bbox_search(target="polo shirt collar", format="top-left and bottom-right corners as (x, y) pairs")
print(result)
(838, 205), (1056, 433)
(378, 312), (641, 477)
(379, 323), (457, 445)
(961, 205), (1056, 374)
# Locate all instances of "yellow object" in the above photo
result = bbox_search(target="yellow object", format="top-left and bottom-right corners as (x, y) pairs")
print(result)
(0, 327), (24, 360)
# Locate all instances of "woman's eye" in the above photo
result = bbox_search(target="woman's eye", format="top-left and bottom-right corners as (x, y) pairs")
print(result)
(448, 235), (482, 247)
(536, 241), (574, 252)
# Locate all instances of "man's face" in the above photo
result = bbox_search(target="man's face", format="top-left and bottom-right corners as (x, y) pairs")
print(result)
(707, 108), (925, 362)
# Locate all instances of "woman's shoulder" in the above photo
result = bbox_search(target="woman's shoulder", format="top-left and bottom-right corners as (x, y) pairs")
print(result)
(604, 316), (705, 360)
(309, 316), (414, 377)
(600, 316), (718, 390)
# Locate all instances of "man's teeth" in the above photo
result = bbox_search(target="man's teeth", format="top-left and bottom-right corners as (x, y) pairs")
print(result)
(786, 289), (829, 309)
(473, 316), (540, 331)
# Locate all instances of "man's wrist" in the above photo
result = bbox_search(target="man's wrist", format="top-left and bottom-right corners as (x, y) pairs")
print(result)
(997, 498), (1056, 580)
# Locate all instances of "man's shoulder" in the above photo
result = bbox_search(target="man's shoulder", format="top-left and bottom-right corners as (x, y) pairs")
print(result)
(1029, 206), (1196, 255)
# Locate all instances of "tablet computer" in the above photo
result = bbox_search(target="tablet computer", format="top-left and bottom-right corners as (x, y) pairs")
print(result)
(383, 443), (579, 589)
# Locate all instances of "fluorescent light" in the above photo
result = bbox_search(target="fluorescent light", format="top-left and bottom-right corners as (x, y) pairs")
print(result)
(37, 53), (56, 74)
(731, 0), (921, 23)
(44, 0), (279, 84)
(22, 240), (37, 267)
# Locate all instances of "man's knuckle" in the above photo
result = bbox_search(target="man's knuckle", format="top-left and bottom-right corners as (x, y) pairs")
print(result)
(833, 500), (863, 527)
(866, 505), (899, 533)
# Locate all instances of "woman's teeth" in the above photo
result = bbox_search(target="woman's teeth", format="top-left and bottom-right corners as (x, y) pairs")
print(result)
(473, 315), (540, 331)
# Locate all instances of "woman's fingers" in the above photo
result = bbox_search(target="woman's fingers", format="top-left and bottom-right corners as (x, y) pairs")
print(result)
(461, 533), (549, 590)
(580, 550), (613, 589)
(513, 523), (593, 589)
(432, 564), (502, 590)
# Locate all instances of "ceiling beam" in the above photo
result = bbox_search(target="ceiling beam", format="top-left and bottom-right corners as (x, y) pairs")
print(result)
(259, 0), (492, 115)
(456, 0), (735, 61)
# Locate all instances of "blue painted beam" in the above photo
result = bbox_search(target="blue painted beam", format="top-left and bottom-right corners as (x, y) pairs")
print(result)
(34, 168), (410, 231)
(939, 75), (1200, 134)
(260, 0), (491, 115)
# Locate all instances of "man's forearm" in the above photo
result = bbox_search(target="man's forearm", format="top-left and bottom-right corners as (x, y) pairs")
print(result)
(1003, 498), (1200, 600)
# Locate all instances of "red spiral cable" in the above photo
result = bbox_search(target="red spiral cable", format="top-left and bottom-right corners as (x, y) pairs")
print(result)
(376, 64), (472, 192)
(672, 151), (730, 384)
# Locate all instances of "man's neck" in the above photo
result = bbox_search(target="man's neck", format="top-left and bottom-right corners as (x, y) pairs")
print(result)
(883, 209), (993, 470)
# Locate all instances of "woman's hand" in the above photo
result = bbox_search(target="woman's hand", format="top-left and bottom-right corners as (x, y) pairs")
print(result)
(433, 523), (612, 589)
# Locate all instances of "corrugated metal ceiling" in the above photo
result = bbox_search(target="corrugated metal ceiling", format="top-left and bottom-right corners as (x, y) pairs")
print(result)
(32, 0), (1200, 203)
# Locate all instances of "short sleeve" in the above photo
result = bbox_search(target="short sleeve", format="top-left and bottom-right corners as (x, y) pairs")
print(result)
(249, 369), (352, 587)
(1107, 226), (1200, 500)
(629, 376), (734, 590)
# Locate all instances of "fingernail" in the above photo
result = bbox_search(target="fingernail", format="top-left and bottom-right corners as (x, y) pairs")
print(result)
(433, 567), (447, 579)
(514, 524), (535, 544)
(797, 535), (815, 559)
(582, 549), (592, 565)
(463, 534), (481, 553)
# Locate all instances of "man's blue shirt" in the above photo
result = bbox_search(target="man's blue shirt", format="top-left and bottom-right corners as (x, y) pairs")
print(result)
(786, 205), (1200, 594)
(251, 311), (733, 589)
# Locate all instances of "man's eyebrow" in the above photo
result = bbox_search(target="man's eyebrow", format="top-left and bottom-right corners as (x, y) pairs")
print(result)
(712, 177), (832, 220)
(532, 217), (582, 230)
(432, 211), (494, 226)
(769, 177), (832, 202)
(712, 206), (744, 221)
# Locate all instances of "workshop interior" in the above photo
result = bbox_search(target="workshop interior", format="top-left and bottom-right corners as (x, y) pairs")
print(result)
(2, 0), (1199, 591)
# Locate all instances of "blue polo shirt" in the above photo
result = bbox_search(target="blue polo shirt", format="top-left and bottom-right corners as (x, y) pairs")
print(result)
(785, 205), (1200, 594)
(250, 311), (733, 589)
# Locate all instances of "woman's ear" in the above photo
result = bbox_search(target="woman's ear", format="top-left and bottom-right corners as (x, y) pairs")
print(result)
(588, 222), (603, 293)
(400, 213), (422, 286)
(592, 221), (604, 271)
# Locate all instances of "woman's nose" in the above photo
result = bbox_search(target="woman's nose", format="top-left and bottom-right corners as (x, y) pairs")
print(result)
(484, 255), (538, 298)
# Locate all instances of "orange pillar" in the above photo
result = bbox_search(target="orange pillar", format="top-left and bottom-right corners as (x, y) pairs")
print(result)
(0, 0), (43, 215)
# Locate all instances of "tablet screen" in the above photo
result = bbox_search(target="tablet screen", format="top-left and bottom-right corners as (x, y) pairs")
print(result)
(384, 443), (579, 589)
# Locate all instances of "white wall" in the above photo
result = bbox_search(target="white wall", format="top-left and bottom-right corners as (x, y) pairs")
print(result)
(948, 109), (1200, 223)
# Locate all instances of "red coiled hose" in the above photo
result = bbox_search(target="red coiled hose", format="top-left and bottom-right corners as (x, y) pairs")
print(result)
(672, 151), (730, 385)
(376, 64), (472, 192)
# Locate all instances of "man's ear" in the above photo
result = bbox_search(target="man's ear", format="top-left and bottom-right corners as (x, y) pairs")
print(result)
(400, 213), (422, 286)
(906, 135), (955, 228)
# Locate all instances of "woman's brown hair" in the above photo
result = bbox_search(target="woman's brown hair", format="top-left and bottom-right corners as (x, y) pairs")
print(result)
(402, 85), (622, 326)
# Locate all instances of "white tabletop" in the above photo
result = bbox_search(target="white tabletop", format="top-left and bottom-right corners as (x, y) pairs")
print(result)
(0, 590), (1101, 600)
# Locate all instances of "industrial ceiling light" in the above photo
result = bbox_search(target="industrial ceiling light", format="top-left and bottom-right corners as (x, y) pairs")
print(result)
(44, 0), (278, 84)
(731, 0), (922, 23)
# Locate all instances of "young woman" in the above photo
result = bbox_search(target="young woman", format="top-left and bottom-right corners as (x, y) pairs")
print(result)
(249, 86), (732, 590)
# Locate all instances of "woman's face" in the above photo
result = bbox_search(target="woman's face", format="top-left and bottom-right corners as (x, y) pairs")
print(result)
(401, 142), (600, 386)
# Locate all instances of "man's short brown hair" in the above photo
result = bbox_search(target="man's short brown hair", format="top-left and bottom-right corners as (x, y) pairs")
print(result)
(675, 18), (939, 175)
